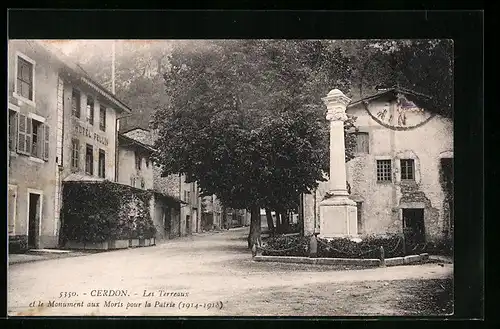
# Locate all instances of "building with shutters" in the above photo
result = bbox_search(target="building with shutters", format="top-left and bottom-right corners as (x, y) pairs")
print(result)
(8, 40), (132, 251)
(117, 128), (189, 240)
(302, 87), (453, 245)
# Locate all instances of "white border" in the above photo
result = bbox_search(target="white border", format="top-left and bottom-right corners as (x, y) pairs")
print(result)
(8, 185), (18, 235)
(13, 51), (36, 108)
(26, 188), (43, 244)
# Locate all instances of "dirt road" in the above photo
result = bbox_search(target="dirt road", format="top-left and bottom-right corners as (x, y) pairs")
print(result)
(8, 227), (453, 317)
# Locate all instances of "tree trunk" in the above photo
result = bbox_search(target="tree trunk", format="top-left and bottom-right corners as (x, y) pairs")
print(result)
(275, 211), (282, 233)
(281, 211), (289, 233)
(247, 206), (262, 249)
(298, 194), (304, 236)
(265, 208), (274, 235)
(222, 205), (228, 230)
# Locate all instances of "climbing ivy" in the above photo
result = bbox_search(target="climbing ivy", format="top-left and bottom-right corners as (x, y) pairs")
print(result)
(60, 181), (156, 243)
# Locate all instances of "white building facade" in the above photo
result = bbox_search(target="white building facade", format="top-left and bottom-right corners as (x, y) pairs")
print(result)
(303, 88), (453, 244)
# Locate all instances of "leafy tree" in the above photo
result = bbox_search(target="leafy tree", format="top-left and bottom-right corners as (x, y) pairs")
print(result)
(151, 40), (357, 247)
(337, 39), (453, 118)
(62, 40), (173, 129)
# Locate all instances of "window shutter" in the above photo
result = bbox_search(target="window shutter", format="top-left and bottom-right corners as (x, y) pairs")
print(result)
(81, 143), (86, 171)
(25, 117), (32, 155)
(10, 112), (18, 151)
(43, 124), (50, 161)
(17, 114), (27, 154)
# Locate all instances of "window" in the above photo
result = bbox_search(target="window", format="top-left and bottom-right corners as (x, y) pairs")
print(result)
(15, 114), (49, 160)
(145, 157), (149, 168)
(86, 96), (94, 125)
(187, 191), (191, 203)
(184, 191), (188, 202)
(17, 56), (34, 101)
(355, 132), (369, 154)
(72, 89), (81, 118)
(140, 178), (145, 189)
(99, 105), (106, 131)
(98, 149), (106, 178)
(400, 159), (415, 180)
(71, 139), (80, 169)
(376, 159), (392, 182)
(85, 144), (94, 175)
(135, 151), (141, 170)
(9, 110), (18, 151)
(31, 120), (43, 158)
(130, 177), (136, 187)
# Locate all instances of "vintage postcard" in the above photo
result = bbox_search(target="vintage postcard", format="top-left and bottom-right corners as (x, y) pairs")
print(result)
(7, 38), (454, 317)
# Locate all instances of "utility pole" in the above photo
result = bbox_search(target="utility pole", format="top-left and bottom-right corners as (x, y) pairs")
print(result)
(111, 40), (116, 94)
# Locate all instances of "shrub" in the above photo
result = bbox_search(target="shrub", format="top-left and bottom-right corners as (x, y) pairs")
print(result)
(61, 181), (156, 243)
(9, 235), (28, 254)
(317, 234), (405, 259)
(422, 236), (453, 256)
(262, 234), (309, 257)
(261, 233), (452, 259)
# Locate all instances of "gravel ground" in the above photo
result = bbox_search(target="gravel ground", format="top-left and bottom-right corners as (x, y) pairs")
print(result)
(8, 227), (453, 317)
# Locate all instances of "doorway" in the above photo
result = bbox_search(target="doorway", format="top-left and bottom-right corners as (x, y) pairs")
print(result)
(193, 211), (198, 233)
(163, 207), (171, 239)
(402, 208), (425, 248)
(440, 158), (454, 234)
(28, 192), (42, 249)
(356, 202), (363, 234)
(186, 215), (190, 234)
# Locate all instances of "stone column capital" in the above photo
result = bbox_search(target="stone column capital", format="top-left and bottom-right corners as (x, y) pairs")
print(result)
(322, 89), (351, 122)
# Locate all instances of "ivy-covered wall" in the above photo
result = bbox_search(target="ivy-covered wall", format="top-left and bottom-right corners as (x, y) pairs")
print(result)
(60, 181), (156, 244)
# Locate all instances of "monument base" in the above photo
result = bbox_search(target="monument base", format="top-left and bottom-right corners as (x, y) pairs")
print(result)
(319, 195), (358, 239)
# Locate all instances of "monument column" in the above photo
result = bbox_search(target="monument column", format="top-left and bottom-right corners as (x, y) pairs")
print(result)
(319, 89), (358, 239)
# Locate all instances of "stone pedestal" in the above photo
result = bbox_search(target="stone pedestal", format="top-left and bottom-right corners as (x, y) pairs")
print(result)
(319, 196), (358, 238)
(319, 89), (358, 239)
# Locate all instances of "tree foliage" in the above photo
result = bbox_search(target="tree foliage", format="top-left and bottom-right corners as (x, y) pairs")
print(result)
(151, 40), (356, 246)
(338, 39), (453, 117)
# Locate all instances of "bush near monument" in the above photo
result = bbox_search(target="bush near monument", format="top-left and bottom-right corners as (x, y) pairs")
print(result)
(262, 234), (452, 258)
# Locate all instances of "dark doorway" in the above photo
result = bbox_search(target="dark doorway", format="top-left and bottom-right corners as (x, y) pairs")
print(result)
(164, 207), (171, 239)
(440, 158), (453, 234)
(28, 193), (41, 249)
(356, 202), (363, 234)
(186, 215), (190, 234)
(402, 208), (425, 249)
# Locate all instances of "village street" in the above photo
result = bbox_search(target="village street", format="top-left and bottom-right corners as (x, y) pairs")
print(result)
(8, 227), (453, 317)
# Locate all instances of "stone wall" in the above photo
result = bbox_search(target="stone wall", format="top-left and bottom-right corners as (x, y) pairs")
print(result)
(8, 40), (61, 249)
(304, 96), (453, 242)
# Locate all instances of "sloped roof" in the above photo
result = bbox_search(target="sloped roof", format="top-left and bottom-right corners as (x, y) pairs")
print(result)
(118, 133), (155, 152)
(122, 127), (154, 146)
(348, 87), (431, 108)
(34, 41), (132, 114)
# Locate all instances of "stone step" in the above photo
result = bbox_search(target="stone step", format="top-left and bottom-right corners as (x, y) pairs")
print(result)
(27, 249), (73, 254)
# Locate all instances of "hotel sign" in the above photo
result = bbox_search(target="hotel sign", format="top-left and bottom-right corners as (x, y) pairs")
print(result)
(75, 122), (109, 146)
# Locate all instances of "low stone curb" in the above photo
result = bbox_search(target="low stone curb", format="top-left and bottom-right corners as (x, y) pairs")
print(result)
(8, 252), (89, 265)
(429, 255), (453, 264)
(253, 253), (430, 267)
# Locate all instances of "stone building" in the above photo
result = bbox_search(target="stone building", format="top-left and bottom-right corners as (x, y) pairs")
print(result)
(8, 40), (132, 250)
(303, 87), (453, 244)
(201, 195), (223, 230)
(119, 127), (202, 237)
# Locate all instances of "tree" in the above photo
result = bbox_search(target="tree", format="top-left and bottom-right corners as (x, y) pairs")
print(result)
(151, 40), (357, 248)
(337, 39), (453, 118)
(62, 40), (174, 130)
